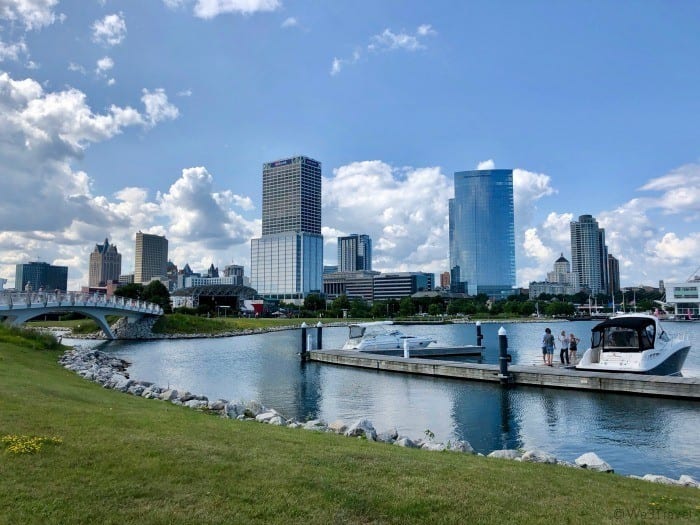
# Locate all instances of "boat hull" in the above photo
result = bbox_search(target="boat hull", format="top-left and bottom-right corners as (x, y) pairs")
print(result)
(576, 345), (690, 376)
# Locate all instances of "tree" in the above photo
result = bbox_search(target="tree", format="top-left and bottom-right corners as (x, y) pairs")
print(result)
(428, 303), (442, 316)
(349, 298), (370, 318)
(304, 293), (325, 312)
(142, 281), (172, 313)
(114, 283), (143, 300)
(399, 297), (415, 316)
(331, 294), (351, 312)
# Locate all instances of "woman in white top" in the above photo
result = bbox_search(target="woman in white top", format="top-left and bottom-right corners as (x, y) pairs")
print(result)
(559, 330), (570, 365)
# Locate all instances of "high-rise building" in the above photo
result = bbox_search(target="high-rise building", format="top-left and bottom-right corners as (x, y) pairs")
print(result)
(449, 169), (516, 298)
(251, 156), (323, 300)
(88, 238), (122, 287)
(607, 254), (620, 296)
(570, 215), (608, 295)
(338, 234), (372, 272)
(134, 231), (168, 284)
(15, 261), (68, 292)
(440, 271), (451, 289)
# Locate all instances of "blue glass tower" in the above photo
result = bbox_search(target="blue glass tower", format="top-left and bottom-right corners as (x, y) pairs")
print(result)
(449, 169), (516, 298)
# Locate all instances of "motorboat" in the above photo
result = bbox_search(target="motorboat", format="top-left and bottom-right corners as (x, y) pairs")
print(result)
(341, 321), (437, 352)
(575, 314), (691, 376)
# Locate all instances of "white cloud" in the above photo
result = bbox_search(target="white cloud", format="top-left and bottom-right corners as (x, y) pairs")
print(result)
(333, 24), (435, 75)
(95, 55), (114, 74)
(68, 62), (85, 74)
(477, 159), (494, 170)
(141, 88), (179, 126)
(192, 0), (280, 19)
(177, 89), (193, 97)
(330, 49), (360, 76)
(0, 70), (178, 232)
(158, 167), (255, 247)
(368, 25), (436, 52)
(0, 0), (59, 30)
(417, 24), (436, 37)
(324, 161), (451, 274)
(0, 37), (27, 61)
(92, 12), (126, 46)
(281, 16), (297, 28)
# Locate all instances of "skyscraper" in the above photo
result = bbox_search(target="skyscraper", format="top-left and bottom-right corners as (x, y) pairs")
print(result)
(88, 238), (122, 287)
(251, 156), (323, 300)
(449, 169), (516, 298)
(338, 234), (372, 272)
(570, 214), (608, 295)
(134, 231), (168, 284)
(607, 254), (620, 296)
(15, 261), (68, 291)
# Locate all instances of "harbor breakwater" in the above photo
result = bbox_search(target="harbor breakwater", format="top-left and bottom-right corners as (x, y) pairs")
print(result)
(59, 345), (699, 488)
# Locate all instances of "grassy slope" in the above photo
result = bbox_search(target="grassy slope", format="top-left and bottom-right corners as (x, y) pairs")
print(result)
(0, 330), (697, 524)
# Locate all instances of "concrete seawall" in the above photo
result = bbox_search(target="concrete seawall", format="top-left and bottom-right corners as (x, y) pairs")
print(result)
(309, 349), (700, 400)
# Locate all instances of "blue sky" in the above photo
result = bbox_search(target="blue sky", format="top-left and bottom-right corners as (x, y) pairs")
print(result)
(0, 0), (699, 291)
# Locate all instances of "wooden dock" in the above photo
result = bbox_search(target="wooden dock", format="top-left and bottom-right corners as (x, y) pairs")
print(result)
(308, 349), (700, 400)
(348, 345), (483, 358)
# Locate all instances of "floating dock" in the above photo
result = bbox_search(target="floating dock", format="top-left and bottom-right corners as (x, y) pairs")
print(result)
(349, 345), (483, 358)
(308, 349), (700, 400)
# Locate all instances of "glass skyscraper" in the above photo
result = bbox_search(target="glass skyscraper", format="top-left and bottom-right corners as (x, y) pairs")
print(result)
(570, 214), (608, 295)
(338, 234), (372, 272)
(251, 156), (323, 300)
(15, 261), (68, 292)
(449, 169), (515, 298)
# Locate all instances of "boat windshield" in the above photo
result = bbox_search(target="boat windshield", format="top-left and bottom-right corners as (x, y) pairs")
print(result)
(348, 325), (366, 339)
(591, 317), (656, 352)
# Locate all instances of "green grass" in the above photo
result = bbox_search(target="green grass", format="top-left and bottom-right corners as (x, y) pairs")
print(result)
(1, 326), (698, 524)
(151, 313), (350, 335)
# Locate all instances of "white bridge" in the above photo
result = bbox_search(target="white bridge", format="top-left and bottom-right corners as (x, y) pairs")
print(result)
(0, 292), (164, 339)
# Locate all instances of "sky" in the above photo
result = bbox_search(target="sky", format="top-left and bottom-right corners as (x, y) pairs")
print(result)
(0, 0), (699, 292)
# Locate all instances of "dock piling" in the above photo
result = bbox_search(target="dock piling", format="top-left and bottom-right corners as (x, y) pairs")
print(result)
(300, 322), (308, 360)
(476, 321), (483, 346)
(498, 326), (509, 385)
(316, 321), (323, 350)
(403, 338), (410, 359)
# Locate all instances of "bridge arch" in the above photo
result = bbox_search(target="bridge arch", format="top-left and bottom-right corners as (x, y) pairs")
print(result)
(0, 292), (163, 339)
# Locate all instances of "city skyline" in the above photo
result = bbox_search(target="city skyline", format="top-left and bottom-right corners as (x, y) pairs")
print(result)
(1, 2), (699, 291)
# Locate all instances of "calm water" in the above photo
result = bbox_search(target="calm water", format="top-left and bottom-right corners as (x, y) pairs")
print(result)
(77, 320), (700, 479)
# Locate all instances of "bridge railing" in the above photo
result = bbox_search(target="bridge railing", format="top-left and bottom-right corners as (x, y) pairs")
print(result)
(0, 291), (163, 315)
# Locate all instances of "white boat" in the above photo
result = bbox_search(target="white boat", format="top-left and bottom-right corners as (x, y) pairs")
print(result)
(341, 321), (437, 352)
(575, 314), (691, 376)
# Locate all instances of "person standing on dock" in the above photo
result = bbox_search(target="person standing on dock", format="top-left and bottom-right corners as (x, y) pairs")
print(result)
(569, 332), (580, 363)
(559, 330), (570, 365)
(543, 328), (555, 366)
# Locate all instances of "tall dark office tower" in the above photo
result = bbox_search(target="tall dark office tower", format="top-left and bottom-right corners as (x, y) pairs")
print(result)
(15, 261), (68, 292)
(135, 231), (168, 284)
(88, 238), (122, 287)
(251, 156), (323, 299)
(570, 214), (608, 295)
(449, 169), (516, 298)
(338, 234), (372, 272)
(607, 254), (620, 296)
